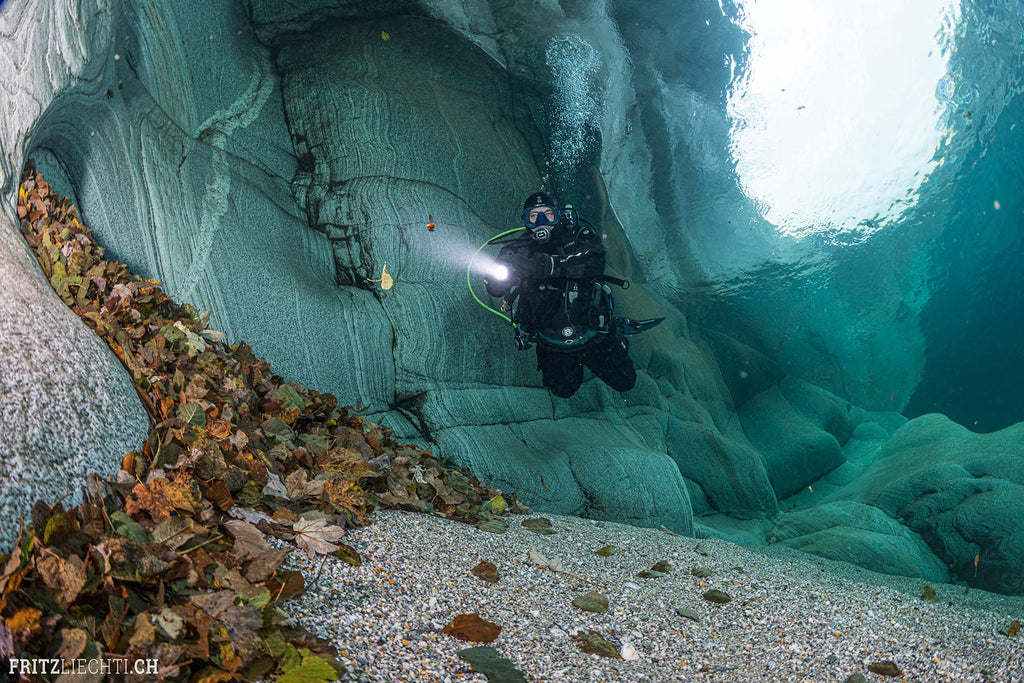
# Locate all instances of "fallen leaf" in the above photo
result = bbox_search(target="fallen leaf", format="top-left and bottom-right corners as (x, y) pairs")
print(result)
(676, 607), (700, 622)
(224, 519), (272, 559)
(1004, 619), (1020, 638)
(125, 477), (195, 522)
(442, 613), (501, 643)
(292, 517), (345, 559)
(472, 560), (499, 583)
(331, 544), (362, 567)
(571, 630), (620, 659)
(456, 646), (528, 682)
(702, 589), (731, 604)
(571, 591), (608, 613)
(868, 661), (903, 677)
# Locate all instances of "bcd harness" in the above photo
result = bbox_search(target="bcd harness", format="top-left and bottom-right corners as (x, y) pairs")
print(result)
(467, 226), (664, 351)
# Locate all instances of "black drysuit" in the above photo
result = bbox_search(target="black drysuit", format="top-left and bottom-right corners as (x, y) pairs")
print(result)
(484, 219), (637, 398)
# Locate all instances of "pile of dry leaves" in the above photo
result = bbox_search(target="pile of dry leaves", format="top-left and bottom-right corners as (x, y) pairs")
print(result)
(2, 164), (526, 681)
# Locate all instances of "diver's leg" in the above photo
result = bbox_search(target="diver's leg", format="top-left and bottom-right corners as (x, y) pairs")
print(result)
(584, 328), (637, 393)
(536, 345), (584, 398)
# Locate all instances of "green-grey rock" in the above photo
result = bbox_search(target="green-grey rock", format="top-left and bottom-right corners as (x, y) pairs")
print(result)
(475, 518), (508, 534)
(691, 568), (713, 578)
(522, 518), (556, 535)
(845, 674), (867, 683)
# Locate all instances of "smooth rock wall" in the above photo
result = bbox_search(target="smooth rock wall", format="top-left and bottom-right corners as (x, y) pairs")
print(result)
(0, 0), (150, 543)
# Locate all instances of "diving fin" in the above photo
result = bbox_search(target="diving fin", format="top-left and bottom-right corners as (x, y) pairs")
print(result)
(622, 317), (664, 335)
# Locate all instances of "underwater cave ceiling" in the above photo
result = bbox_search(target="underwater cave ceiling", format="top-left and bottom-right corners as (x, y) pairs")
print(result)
(0, 0), (1022, 595)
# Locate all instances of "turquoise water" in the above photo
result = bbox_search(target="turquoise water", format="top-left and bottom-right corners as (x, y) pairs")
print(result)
(22, 0), (1024, 598)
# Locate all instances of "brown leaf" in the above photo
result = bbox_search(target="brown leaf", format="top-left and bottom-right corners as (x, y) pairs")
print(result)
(442, 613), (501, 643)
(208, 419), (232, 440)
(266, 570), (304, 600)
(572, 630), (621, 659)
(321, 445), (377, 480)
(152, 516), (196, 549)
(6, 607), (42, 641)
(285, 468), (324, 500)
(35, 552), (86, 606)
(125, 477), (196, 522)
(243, 549), (290, 584)
(292, 517), (345, 559)
(202, 479), (234, 511)
(189, 590), (236, 618)
(55, 627), (88, 661)
(324, 478), (370, 522)
(471, 560), (499, 583)
(224, 519), (271, 559)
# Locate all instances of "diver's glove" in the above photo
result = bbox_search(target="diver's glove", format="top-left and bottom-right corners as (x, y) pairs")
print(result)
(504, 253), (555, 280)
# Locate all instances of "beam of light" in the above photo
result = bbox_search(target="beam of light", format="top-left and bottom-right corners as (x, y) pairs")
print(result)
(726, 0), (960, 240)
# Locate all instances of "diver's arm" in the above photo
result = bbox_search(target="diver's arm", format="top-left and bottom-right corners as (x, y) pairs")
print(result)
(551, 224), (605, 279)
(485, 272), (511, 298)
(484, 244), (518, 298)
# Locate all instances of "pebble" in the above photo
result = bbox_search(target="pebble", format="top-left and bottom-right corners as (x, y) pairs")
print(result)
(273, 510), (1024, 682)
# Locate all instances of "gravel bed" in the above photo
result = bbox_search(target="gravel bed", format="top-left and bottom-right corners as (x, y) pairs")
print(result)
(275, 510), (1024, 683)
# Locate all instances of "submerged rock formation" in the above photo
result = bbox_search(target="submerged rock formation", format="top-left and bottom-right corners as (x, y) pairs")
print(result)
(0, 0), (1020, 593)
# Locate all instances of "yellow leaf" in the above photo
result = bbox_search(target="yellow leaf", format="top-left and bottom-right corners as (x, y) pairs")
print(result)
(381, 31), (390, 41)
(365, 262), (394, 290)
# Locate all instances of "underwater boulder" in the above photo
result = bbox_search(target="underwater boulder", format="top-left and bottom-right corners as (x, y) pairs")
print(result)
(433, 417), (693, 534)
(780, 375), (854, 446)
(739, 384), (846, 498)
(773, 501), (949, 582)
(664, 418), (778, 518)
(839, 413), (1024, 594)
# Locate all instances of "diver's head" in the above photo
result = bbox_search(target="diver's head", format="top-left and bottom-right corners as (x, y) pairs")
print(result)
(522, 192), (559, 242)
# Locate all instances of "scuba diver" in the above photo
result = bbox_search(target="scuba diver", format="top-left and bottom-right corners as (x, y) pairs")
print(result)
(482, 192), (662, 398)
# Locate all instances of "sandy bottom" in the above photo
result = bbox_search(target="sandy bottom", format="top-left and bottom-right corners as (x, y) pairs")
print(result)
(277, 510), (1024, 683)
